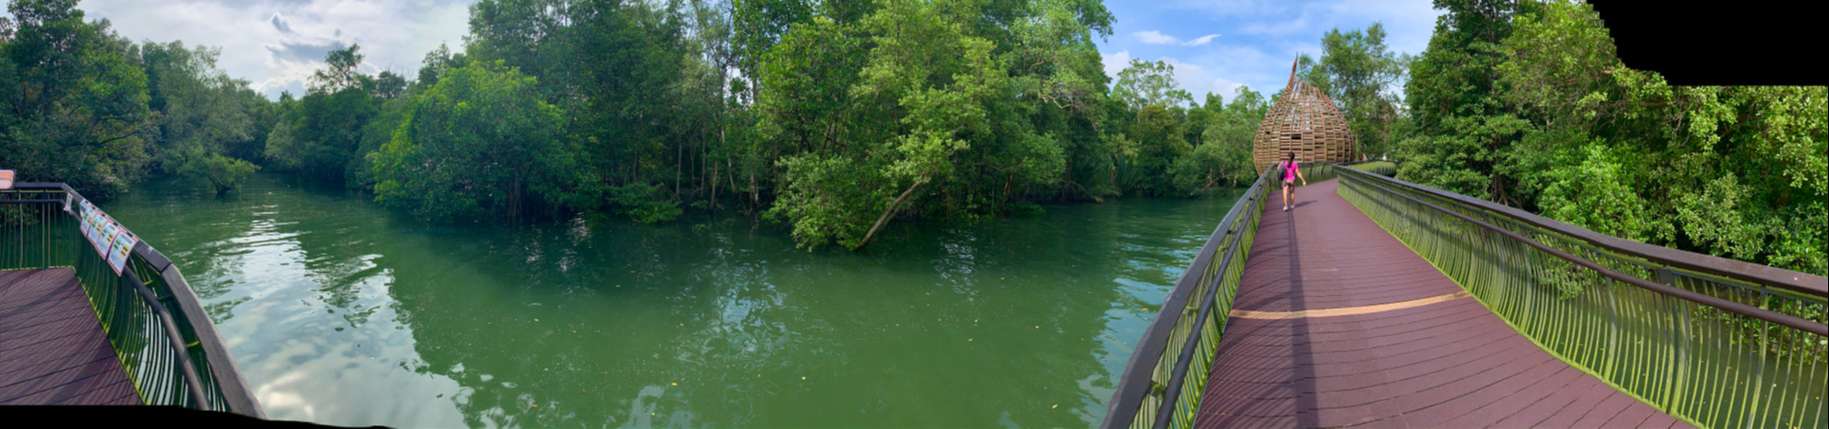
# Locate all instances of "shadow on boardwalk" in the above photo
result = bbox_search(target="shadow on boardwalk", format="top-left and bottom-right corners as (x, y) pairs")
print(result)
(1192, 180), (1685, 429)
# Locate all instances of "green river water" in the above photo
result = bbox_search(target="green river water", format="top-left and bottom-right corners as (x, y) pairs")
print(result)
(105, 174), (1239, 428)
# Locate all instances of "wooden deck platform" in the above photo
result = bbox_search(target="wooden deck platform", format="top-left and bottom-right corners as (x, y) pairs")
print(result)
(1193, 180), (1685, 428)
(0, 268), (140, 405)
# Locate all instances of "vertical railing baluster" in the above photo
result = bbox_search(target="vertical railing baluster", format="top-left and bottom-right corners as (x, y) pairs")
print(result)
(1330, 168), (1826, 429)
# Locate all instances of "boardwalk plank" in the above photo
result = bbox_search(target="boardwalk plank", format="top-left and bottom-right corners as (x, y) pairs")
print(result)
(0, 268), (140, 405)
(1191, 180), (1681, 428)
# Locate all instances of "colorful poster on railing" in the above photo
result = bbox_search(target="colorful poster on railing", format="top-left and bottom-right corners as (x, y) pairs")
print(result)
(80, 200), (104, 264)
(75, 198), (136, 276)
(81, 201), (97, 250)
(107, 228), (136, 275)
(78, 199), (99, 245)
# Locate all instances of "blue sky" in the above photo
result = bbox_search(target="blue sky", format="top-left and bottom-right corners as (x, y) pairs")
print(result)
(1095, 0), (1443, 103)
(60, 0), (1442, 101)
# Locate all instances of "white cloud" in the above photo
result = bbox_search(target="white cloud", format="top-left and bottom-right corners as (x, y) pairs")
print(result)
(1116, 50), (1262, 105)
(1110, 42), (1288, 103)
(1102, 50), (1134, 79)
(1097, 0), (1441, 100)
(1282, 41), (1324, 60)
(1133, 31), (1221, 48)
(1210, 78), (1247, 99)
(1240, 16), (1308, 36)
(1181, 34), (1221, 47)
(1133, 30), (1181, 45)
(1188, 0), (1438, 55)
(1164, 0), (1288, 17)
(1331, 0), (1441, 55)
(1159, 57), (1212, 100)
(76, 0), (476, 98)
(1189, 44), (1281, 98)
(1105, 51), (1238, 103)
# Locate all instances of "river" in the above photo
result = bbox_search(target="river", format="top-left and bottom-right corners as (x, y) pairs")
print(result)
(106, 174), (1239, 428)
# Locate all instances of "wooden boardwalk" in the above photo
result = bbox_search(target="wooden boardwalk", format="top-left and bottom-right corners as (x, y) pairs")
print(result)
(1193, 180), (1684, 428)
(0, 268), (139, 405)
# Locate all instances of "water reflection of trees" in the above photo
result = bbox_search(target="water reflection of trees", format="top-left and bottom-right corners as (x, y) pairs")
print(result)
(255, 178), (401, 330)
(112, 175), (388, 322)
(260, 190), (1224, 428)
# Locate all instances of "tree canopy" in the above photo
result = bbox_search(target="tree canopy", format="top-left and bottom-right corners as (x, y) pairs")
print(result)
(3, 0), (1816, 271)
(1391, 0), (1826, 275)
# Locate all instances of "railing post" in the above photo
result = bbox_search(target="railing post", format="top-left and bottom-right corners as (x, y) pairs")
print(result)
(1331, 167), (1827, 429)
(123, 272), (210, 409)
(1749, 289), (1771, 428)
(1655, 268), (1683, 413)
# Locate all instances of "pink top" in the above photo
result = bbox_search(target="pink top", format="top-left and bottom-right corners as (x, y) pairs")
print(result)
(1283, 161), (1299, 181)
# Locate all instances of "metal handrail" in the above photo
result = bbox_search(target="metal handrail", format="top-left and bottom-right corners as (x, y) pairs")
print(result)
(2, 182), (261, 416)
(1105, 162), (1825, 429)
(1335, 169), (1825, 297)
(1338, 167), (1821, 337)
(1149, 194), (1253, 429)
(1335, 166), (1827, 428)
(1103, 162), (1285, 429)
(1338, 167), (1821, 321)
(123, 269), (212, 405)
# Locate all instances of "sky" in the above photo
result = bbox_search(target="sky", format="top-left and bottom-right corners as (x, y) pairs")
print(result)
(59, 0), (1442, 102)
(71, 0), (475, 98)
(1096, 0), (1443, 103)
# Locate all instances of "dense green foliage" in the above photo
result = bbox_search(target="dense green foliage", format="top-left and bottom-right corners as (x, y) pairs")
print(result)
(1310, 24), (1406, 159)
(368, 61), (577, 222)
(142, 42), (268, 194)
(747, 1), (1242, 249)
(0, 0), (1274, 250)
(5, 0), (1819, 268)
(263, 45), (400, 186)
(0, 0), (271, 197)
(2, 0), (152, 197)
(1392, 0), (1827, 274)
(431, 0), (1273, 249)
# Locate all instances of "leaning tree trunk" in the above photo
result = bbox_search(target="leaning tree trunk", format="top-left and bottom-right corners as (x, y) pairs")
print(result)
(855, 178), (926, 250)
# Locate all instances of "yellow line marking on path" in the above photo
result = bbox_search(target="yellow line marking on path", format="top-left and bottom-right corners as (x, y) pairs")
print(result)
(1228, 291), (1471, 320)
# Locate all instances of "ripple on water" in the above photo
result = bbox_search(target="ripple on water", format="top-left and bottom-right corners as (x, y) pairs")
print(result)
(103, 174), (1240, 428)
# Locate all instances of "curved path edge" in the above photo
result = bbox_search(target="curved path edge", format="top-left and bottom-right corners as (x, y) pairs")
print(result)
(1192, 180), (1685, 429)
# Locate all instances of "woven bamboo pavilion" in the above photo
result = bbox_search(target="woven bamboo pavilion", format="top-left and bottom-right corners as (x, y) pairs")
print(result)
(1252, 59), (1356, 172)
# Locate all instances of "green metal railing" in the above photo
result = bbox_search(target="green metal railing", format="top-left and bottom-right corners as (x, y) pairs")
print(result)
(1105, 162), (1322, 429)
(1347, 160), (1396, 177)
(1298, 162), (1345, 184)
(1335, 167), (1828, 429)
(1, 184), (261, 415)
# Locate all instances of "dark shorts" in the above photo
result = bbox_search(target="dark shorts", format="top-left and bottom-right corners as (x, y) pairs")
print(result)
(1283, 178), (1295, 188)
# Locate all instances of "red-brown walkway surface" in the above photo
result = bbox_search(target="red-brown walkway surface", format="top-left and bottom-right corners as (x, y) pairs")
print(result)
(0, 268), (139, 405)
(1193, 180), (1684, 428)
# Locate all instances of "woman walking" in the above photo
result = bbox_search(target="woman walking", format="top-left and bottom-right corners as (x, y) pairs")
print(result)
(1281, 152), (1307, 212)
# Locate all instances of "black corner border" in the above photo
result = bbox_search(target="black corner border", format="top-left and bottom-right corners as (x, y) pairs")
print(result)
(1590, 1), (1828, 86)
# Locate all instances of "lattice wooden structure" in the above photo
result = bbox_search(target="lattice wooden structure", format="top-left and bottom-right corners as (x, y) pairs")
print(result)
(1252, 60), (1355, 172)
